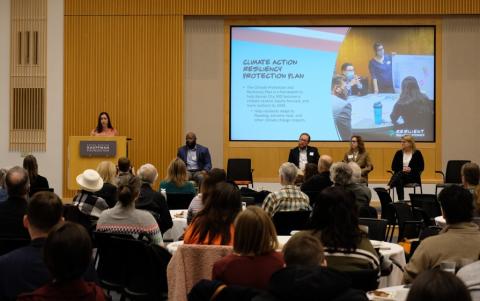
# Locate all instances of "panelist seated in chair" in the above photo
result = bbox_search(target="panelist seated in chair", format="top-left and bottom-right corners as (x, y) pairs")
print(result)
(177, 132), (212, 184)
(288, 133), (320, 172)
(262, 162), (311, 218)
(388, 135), (424, 201)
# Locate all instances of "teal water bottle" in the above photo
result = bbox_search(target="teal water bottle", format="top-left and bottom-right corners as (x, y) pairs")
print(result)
(373, 101), (382, 125)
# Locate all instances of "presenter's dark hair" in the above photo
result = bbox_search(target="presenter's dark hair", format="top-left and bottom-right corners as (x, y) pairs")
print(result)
(438, 185), (473, 224)
(341, 62), (353, 71)
(299, 132), (311, 142)
(23, 155), (39, 182)
(406, 269), (471, 301)
(44, 222), (92, 282)
(95, 111), (113, 133)
(350, 135), (366, 153)
(373, 41), (383, 51)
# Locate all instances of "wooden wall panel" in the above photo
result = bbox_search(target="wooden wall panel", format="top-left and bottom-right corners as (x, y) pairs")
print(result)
(63, 15), (183, 196)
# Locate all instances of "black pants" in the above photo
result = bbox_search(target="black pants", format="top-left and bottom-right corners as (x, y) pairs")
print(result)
(388, 172), (417, 200)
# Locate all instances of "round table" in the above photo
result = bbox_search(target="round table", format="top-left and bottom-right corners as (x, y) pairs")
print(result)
(367, 285), (409, 301)
(163, 210), (188, 241)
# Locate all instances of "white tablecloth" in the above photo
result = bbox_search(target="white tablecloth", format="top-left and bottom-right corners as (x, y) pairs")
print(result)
(163, 210), (188, 241)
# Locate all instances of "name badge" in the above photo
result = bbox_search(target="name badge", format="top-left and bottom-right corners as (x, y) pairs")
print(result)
(309, 152), (314, 156)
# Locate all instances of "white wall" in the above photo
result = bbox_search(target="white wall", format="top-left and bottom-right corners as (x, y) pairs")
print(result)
(0, 0), (64, 193)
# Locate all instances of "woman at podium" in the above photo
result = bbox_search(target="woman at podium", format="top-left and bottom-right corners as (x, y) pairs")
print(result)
(90, 112), (118, 136)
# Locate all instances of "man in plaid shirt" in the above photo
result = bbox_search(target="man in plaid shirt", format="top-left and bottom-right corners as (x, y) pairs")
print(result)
(262, 162), (311, 217)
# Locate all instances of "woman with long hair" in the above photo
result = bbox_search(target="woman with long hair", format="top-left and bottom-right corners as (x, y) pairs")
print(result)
(96, 174), (163, 245)
(90, 112), (118, 136)
(94, 161), (118, 208)
(183, 182), (241, 245)
(212, 206), (284, 290)
(343, 135), (373, 183)
(390, 76), (433, 132)
(160, 158), (196, 194)
(461, 162), (480, 215)
(388, 134), (424, 200)
(23, 155), (49, 196)
(310, 186), (379, 272)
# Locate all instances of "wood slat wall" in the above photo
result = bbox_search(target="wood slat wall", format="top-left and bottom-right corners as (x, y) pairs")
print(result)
(64, 0), (476, 195)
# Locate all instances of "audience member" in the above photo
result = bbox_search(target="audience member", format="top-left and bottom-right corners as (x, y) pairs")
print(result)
(403, 185), (480, 283)
(160, 158), (196, 194)
(300, 155), (333, 195)
(136, 163), (173, 234)
(97, 175), (164, 245)
(287, 133), (320, 171)
(23, 155), (49, 196)
(405, 269), (472, 301)
(117, 157), (134, 177)
(262, 162), (311, 217)
(17, 222), (106, 301)
(254, 231), (367, 301)
(461, 162), (480, 212)
(187, 168), (226, 224)
(177, 132), (212, 183)
(343, 135), (373, 183)
(303, 163), (319, 182)
(90, 111), (118, 137)
(94, 161), (117, 208)
(341, 62), (366, 96)
(331, 75), (352, 141)
(388, 135), (424, 200)
(0, 166), (30, 238)
(331, 162), (371, 208)
(72, 169), (109, 218)
(0, 168), (7, 202)
(456, 260), (480, 301)
(212, 206), (284, 290)
(184, 182), (241, 245)
(310, 187), (379, 272)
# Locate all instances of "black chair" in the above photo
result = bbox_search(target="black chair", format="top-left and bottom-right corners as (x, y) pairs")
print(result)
(373, 187), (396, 242)
(0, 237), (30, 256)
(63, 204), (97, 237)
(392, 202), (424, 242)
(409, 194), (442, 225)
(227, 158), (254, 188)
(166, 193), (195, 210)
(303, 190), (320, 207)
(435, 160), (471, 196)
(359, 218), (388, 241)
(272, 211), (311, 235)
(340, 269), (379, 292)
(240, 196), (256, 206)
(358, 206), (378, 218)
(387, 170), (423, 201)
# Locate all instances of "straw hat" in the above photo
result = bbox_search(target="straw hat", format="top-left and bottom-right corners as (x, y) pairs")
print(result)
(76, 169), (104, 192)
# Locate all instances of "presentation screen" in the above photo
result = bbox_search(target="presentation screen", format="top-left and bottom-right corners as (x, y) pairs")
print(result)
(229, 26), (436, 142)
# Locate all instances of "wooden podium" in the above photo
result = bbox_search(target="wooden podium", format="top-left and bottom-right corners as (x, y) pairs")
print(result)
(68, 136), (127, 191)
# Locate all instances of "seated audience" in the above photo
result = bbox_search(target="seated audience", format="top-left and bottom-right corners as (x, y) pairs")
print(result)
(300, 155), (333, 195)
(136, 163), (173, 234)
(403, 185), (480, 283)
(184, 182), (241, 245)
(212, 206), (284, 290)
(388, 134), (424, 201)
(187, 168), (226, 224)
(17, 222), (106, 301)
(0, 168), (7, 202)
(461, 162), (480, 212)
(405, 269), (472, 301)
(23, 155), (49, 196)
(0, 191), (97, 300)
(310, 187), (379, 272)
(72, 169), (109, 218)
(117, 157), (134, 178)
(254, 231), (367, 301)
(0, 166), (30, 238)
(456, 260), (480, 301)
(303, 163), (319, 183)
(94, 161), (117, 208)
(97, 175), (164, 245)
(262, 162), (311, 217)
(343, 135), (373, 183)
(331, 162), (371, 208)
(160, 158), (196, 194)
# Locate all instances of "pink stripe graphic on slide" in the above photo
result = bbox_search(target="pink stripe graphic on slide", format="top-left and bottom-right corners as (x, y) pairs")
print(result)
(232, 27), (349, 52)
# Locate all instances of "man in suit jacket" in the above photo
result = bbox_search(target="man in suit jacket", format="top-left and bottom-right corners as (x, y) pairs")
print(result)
(288, 133), (320, 170)
(177, 132), (212, 183)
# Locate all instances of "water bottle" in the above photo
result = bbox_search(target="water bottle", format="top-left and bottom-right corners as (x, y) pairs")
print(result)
(373, 101), (383, 125)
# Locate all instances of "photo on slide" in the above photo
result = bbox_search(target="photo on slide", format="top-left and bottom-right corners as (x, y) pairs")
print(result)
(229, 26), (435, 142)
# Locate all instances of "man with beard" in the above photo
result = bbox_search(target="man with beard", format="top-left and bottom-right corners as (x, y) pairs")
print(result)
(331, 75), (352, 141)
(177, 132), (212, 183)
(288, 133), (320, 171)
